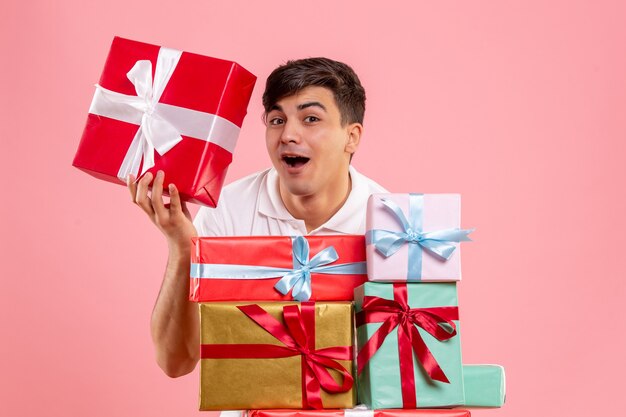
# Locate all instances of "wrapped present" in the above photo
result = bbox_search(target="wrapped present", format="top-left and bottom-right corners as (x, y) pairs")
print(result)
(73, 36), (256, 206)
(355, 282), (464, 408)
(199, 301), (355, 410)
(462, 364), (506, 407)
(249, 409), (471, 417)
(366, 194), (473, 281)
(190, 235), (367, 301)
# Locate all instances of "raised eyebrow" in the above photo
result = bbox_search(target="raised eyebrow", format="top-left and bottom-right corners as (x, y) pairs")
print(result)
(268, 104), (283, 113)
(298, 101), (326, 112)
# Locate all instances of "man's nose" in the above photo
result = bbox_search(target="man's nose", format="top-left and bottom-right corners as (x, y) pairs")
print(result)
(279, 120), (301, 144)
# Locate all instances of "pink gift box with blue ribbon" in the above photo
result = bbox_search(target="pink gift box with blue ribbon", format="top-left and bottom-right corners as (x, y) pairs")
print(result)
(365, 193), (473, 282)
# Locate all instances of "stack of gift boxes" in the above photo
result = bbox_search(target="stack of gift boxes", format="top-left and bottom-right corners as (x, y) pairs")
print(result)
(74, 37), (505, 417)
(191, 193), (505, 417)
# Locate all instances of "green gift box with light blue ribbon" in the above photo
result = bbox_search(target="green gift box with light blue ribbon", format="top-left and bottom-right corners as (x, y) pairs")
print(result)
(354, 282), (465, 408)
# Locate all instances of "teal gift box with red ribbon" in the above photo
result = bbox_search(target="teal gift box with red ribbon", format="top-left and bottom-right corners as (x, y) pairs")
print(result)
(366, 193), (473, 282)
(355, 282), (465, 408)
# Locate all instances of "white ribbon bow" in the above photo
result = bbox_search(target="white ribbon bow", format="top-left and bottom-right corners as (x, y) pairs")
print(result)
(88, 47), (240, 181)
(91, 47), (183, 180)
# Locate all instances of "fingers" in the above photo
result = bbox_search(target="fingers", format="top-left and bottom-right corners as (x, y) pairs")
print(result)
(127, 174), (138, 202)
(135, 172), (155, 218)
(168, 183), (183, 214)
(168, 184), (192, 220)
(151, 171), (168, 220)
(129, 171), (188, 231)
(180, 199), (192, 221)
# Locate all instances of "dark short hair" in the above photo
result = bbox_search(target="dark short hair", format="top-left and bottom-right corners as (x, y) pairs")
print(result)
(262, 57), (366, 125)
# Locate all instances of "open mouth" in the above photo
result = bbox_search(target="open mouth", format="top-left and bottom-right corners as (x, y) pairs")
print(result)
(282, 155), (310, 168)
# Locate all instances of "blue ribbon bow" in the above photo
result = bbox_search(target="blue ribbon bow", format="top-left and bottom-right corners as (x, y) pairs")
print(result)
(367, 194), (474, 279)
(190, 236), (366, 301)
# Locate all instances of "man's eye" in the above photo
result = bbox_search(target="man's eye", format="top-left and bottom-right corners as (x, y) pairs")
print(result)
(269, 118), (284, 125)
(304, 116), (319, 123)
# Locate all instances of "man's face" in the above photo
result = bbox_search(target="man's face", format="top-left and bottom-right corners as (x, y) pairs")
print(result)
(265, 86), (360, 198)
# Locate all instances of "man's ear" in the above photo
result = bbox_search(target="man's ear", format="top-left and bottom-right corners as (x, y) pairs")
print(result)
(345, 123), (363, 154)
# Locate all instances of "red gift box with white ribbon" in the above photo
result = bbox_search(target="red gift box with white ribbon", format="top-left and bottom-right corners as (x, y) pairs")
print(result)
(73, 36), (256, 206)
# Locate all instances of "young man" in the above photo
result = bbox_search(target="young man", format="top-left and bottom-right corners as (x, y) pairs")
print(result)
(128, 57), (386, 377)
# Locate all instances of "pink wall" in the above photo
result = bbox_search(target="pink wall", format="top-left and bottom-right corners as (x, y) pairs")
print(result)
(2, 1), (625, 416)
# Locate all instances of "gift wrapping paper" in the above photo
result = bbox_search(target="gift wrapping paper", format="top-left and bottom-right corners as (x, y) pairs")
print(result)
(190, 235), (367, 302)
(355, 282), (464, 408)
(218, 412), (246, 417)
(199, 301), (356, 410)
(73, 36), (256, 206)
(462, 364), (506, 407)
(249, 409), (471, 417)
(366, 194), (472, 281)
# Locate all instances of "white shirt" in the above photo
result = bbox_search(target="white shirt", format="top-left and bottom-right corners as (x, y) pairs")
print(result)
(193, 166), (387, 236)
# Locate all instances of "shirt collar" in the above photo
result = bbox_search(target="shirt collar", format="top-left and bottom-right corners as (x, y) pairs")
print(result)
(258, 166), (367, 234)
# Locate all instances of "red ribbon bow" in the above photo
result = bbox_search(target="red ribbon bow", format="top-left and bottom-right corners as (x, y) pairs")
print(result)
(356, 283), (459, 408)
(201, 302), (353, 409)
